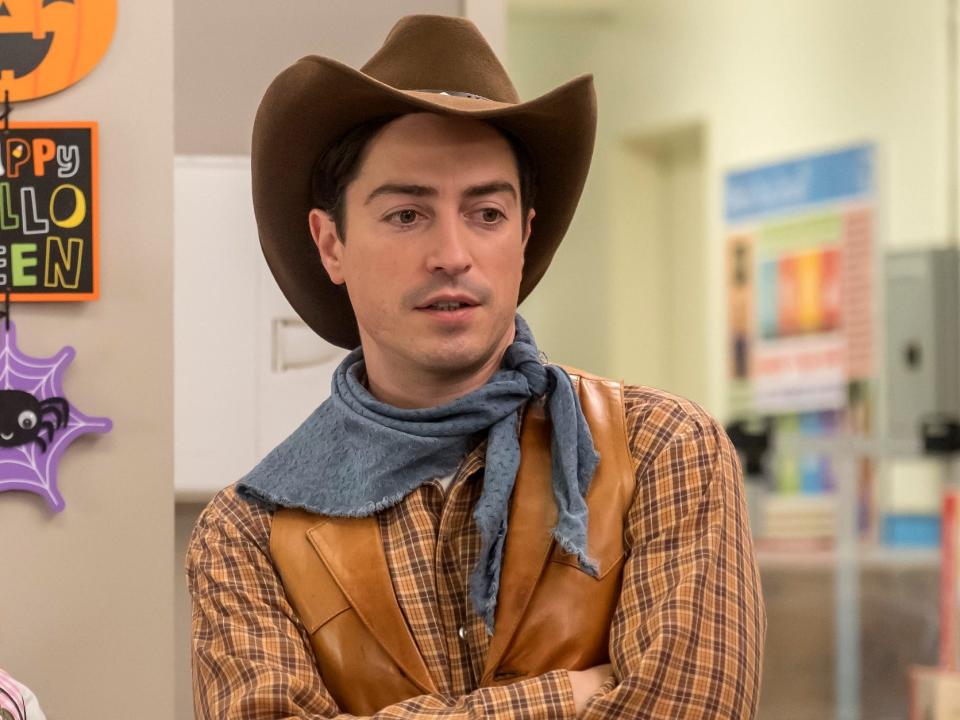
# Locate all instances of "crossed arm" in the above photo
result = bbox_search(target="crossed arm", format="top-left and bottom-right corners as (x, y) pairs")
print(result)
(187, 393), (765, 719)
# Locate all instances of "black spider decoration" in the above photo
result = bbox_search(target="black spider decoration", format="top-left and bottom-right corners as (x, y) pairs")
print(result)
(0, 389), (69, 453)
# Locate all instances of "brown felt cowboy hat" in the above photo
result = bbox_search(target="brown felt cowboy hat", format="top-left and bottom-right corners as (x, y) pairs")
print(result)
(251, 14), (597, 349)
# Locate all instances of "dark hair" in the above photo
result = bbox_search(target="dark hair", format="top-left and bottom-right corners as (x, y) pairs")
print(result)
(310, 116), (538, 241)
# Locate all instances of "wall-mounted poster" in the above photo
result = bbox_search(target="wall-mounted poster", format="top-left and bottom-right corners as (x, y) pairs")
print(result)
(725, 144), (875, 416)
(0, 122), (99, 300)
(0, 0), (118, 102)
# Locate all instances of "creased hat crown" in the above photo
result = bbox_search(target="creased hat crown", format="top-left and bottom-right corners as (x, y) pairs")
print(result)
(361, 15), (520, 104)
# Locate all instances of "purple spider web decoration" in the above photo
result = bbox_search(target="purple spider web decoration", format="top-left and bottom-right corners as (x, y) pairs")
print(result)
(0, 322), (112, 511)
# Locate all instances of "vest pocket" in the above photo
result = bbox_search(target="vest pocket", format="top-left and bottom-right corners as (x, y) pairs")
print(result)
(306, 604), (351, 634)
(495, 548), (625, 676)
(308, 607), (424, 715)
(549, 542), (625, 580)
(298, 587), (352, 634)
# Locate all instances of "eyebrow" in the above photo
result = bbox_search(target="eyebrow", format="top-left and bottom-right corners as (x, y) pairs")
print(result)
(364, 184), (435, 205)
(464, 182), (517, 201)
(364, 181), (518, 205)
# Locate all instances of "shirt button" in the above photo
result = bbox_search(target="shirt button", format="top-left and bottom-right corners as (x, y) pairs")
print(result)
(458, 626), (466, 640)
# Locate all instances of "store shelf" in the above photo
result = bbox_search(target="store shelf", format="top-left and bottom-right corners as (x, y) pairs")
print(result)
(757, 548), (837, 569)
(757, 546), (941, 570)
(860, 547), (941, 569)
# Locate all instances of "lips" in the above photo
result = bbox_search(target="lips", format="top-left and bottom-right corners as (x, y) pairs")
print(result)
(0, 32), (54, 78)
(415, 294), (480, 311)
(414, 294), (481, 326)
(423, 301), (471, 311)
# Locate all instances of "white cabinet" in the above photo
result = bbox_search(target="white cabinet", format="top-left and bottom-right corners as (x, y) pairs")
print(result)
(174, 156), (347, 500)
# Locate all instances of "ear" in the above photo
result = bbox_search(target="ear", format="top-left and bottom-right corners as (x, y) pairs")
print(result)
(521, 207), (535, 259)
(308, 208), (346, 285)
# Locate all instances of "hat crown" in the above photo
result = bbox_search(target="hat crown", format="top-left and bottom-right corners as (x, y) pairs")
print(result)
(361, 15), (520, 104)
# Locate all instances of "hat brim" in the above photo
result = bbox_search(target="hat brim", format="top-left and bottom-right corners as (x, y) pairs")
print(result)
(252, 56), (597, 349)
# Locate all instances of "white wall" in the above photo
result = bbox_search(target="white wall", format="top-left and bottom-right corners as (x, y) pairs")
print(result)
(509, 0), (953, 416)
(175, 0), (464, 155)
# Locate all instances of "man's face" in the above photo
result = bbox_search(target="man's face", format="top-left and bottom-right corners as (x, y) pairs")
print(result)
(311, 113), (534, 389)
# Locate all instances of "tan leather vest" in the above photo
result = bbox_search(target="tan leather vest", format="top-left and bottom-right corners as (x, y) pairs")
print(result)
(270, 370), (635, 715)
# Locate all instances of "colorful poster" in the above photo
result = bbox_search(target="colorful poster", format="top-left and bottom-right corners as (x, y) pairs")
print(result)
(0, 122), (99, 300)
(725, 144), (875, 415)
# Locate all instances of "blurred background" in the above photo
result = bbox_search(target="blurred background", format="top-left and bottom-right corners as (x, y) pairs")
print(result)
(4, 1), (960, 718)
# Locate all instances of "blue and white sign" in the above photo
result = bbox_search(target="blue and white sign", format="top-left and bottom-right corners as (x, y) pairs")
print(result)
(725, 144), (874, 224)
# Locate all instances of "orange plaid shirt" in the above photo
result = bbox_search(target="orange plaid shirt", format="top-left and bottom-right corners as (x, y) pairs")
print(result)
(187, 384), (766, 718)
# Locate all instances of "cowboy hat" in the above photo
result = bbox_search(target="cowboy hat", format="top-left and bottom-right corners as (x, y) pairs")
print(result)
(252, 14), (596, 349)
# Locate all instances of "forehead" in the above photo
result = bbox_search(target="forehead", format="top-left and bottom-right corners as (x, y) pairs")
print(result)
(355, 113), (518, 184)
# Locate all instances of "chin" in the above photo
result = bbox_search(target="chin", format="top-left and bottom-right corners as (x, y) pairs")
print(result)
(417, 339), (498, 376)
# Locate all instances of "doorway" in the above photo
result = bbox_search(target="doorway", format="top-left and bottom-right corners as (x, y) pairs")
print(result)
(606, 123), (708, 404)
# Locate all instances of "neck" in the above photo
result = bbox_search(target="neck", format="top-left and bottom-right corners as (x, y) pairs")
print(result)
(362, 328), (516, 409)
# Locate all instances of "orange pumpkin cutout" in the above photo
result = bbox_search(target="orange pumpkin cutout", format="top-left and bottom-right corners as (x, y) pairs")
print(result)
(0, 0), (116, 102)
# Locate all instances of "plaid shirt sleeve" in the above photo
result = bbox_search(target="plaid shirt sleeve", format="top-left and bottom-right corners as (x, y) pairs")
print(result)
(187, 486), (577, 720)
(580, 386), (766, 719)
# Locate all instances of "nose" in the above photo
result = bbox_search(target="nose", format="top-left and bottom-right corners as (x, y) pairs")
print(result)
(425, 211), (472, 277)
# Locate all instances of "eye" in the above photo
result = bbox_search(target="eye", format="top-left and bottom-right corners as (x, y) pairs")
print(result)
(42, 0), (76, 6)
(385, 209), (421, 226)
(476, 208), (505, 224)
(18, 410), (37, 430)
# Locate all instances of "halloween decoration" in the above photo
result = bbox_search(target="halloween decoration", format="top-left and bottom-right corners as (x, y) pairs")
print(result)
(0, 0), (117, 103)
(0, 389), (67, 451)
(0, 318), (111, 511)
(0, 122), (99, 300)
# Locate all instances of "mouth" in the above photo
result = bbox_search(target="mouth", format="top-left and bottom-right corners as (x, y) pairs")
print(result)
(415, 295), (480, 322)
(0, 33), (54, 78)
(420, 301), (474, 311)
(416, 294), (480, 310)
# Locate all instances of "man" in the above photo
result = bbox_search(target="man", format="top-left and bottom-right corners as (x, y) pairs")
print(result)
(187, 14), (765, 719)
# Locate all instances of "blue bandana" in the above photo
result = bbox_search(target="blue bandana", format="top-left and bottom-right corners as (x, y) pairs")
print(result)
(238, 314), (599, 632)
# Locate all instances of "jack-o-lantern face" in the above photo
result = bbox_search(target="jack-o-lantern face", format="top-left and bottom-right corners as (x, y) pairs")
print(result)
(0, 0), (116, 102)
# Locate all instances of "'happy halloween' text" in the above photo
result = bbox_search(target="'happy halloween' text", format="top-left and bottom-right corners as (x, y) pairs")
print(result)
(0, 125), (97, 299)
